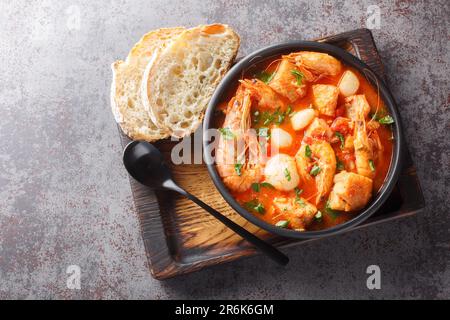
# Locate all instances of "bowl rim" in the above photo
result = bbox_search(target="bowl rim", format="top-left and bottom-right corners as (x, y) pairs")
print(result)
(203, 40), (403, 239)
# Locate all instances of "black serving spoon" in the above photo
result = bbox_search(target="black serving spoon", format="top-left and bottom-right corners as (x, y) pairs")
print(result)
(123, 140), (289, 266)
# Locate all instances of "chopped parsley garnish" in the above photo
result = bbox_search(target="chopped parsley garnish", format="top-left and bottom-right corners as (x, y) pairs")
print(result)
(291, 69), (305, 86)
(257, 127), (270, 138)
(305, 145), (312, 158)
(378, 115), (394, 125)
(255, 108), (290, 126)
(296, 197), (306, 207)
(315, 211), (323, 220)
(275, 220), (289, 228)
(276, 114), (285, 125)
(234, 163), (243, 176)
(262, 113), (272, 125)
(336, 158), (345, 171)
(371, 111), (394, 125)
(251, 182), (274, 192)
(257, 111), (274, 126)
(294, 188), (305, 207)
(218, 127), (234, 140)
(244, 199), (265, 214)
(284, 168), (292, 181)
(325, 200), (339, 219)
(286, 105), (293, 116)
(251, 183), (260, 192)
(261, 182), (274, 189)
(335, 131), (345, 149)
(255, 71), (274, 84)
(295, 187), (303, 197)
(369, 159), (375, 172)
(254, 203), (265, 214)
(310, 165), (321, 176)
(275, 108), (286, 125)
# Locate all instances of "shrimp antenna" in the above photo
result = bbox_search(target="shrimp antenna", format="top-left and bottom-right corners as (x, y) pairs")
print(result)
(362, 68), (381, 125)
(264, 58), (283, 74)
(240, 56), (283, 81)
(305, 192), (319, 204)
(240, 55), (264, 80)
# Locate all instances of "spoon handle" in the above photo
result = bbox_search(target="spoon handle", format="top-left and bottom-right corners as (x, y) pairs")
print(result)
(164, 180), (289, 266)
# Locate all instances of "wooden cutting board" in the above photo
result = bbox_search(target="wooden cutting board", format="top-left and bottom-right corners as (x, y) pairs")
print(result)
(118, 28), (425, 280)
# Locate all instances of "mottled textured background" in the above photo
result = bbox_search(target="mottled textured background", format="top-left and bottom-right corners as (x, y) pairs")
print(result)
(0, 0), (448, 299)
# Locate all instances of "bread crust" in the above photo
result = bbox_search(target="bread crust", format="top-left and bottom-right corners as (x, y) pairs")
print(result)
(110, 27), (184, 141)
(141, 24), (240, 138)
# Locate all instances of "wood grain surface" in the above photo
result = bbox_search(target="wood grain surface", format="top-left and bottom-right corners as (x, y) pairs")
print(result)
(118, 28), (425, 280)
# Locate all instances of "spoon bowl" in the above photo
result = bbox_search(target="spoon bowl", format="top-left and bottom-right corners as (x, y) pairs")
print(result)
(123, 140), (172, 189)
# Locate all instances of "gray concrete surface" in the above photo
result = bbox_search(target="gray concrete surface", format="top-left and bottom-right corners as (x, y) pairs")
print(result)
(0, 0), (448, 299)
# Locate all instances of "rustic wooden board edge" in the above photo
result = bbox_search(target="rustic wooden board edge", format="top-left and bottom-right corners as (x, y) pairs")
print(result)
(118, 134), (177, 279)
(118, 28), (425, 280)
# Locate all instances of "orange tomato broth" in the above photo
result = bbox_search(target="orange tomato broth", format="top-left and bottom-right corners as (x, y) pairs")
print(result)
(216, 56), (393, 231)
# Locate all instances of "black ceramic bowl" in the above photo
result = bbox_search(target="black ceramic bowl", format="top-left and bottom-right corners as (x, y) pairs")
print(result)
(203, 41), (403, 239)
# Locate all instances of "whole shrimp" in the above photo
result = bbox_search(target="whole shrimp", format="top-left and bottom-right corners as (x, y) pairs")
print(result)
(239, 79), (286, 111)
(284, 51), (342, 82)
(347, 95), (375, 179)
(295, 140), (336, 205)
(216, 86), (263, 192)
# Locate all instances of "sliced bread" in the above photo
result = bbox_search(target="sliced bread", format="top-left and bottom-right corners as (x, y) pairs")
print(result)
(111, 27), (184, 141)
(141, 24), (240, 138)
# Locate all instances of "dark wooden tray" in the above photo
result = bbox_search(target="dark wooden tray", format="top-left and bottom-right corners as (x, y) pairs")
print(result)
(118, 28), (425, 280)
